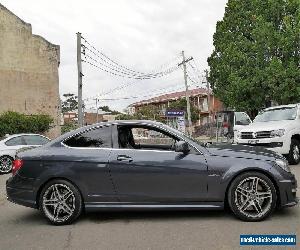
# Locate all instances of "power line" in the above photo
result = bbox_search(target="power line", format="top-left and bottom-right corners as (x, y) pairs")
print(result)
(81, 35), (180, 79)
(83, 83), (195, 105)
(83, 55), (182, 101)
(83, 54), (179, 80)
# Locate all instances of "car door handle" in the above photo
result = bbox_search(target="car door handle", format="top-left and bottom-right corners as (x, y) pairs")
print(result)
(117, 155), (133, 162)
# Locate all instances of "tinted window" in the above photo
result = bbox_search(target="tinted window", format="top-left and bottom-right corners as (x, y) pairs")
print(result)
(23, 135), (50, 145)
(5, 136), (26, 146)
(64, 126), (112, 148)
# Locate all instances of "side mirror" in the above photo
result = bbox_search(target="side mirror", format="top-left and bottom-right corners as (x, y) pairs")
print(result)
(175, 141), (190, 154)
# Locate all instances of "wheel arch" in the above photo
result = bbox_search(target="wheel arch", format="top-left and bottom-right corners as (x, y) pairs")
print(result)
(36, 177), (85, 209)
(291, 134), (300, 143)
(0, 154), (15, 160)
(224, 168), (280, 208)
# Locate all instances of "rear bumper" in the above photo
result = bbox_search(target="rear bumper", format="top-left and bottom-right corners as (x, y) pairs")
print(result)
(6, 177), (37, 209)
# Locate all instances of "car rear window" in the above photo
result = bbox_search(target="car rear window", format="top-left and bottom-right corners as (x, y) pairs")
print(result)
(64, 126), (112, 148)
(5, 136), (26, 146)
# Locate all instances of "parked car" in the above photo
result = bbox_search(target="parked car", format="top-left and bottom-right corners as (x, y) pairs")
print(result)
(236, 104), (300, 165)
(216, 111), (252, 141)
(0, 134), (50, 174)
(7, 120), (298, 225)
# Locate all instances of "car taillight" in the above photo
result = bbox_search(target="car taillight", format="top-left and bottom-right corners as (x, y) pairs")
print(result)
(12, 159), (23, 176)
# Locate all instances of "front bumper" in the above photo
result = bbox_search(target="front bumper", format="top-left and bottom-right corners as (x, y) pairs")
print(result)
(277, 174), (298, 208)
(236, 138), (290, 155)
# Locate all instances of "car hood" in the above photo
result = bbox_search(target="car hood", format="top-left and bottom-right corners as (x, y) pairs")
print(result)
(241, 120), (295, 132)
(206, 143), (283, 161)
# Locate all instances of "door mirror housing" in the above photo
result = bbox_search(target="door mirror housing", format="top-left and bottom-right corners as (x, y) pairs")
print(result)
(175, 141), (190, 154)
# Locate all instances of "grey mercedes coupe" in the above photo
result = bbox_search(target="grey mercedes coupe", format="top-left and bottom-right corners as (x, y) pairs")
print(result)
(6, 120), (298, 225)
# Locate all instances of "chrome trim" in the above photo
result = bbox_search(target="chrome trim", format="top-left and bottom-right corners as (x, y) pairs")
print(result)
(279, 180), (292, 183)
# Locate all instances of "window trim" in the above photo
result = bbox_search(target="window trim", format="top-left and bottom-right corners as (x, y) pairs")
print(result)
(61, 123), (203, 155)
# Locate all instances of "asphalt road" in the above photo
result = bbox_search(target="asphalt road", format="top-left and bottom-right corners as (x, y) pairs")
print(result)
(0, 165), (299, 250)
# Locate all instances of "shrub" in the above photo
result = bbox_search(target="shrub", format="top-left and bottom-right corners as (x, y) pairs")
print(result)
(0, 111), (53, 137)
(61, 122), (78, 134)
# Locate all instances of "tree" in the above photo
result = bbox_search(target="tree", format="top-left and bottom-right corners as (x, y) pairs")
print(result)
(0, 111), (53, 137)
(117, 105), (163, 121)
(208, 0), (300, 115)
(168, 99), (199, 122)
(99, 106), (120, 115)
(61, 93), (78, 113)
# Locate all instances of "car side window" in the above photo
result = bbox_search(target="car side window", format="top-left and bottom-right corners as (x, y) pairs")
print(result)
(235, 112), (251, 125)
(23, 135), (50, 145)
(5, 136), (26, 146)
(64, 126), (112, 148)
(118, 125), (178, 151)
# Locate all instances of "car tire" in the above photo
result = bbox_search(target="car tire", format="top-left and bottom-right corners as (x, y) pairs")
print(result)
(0, 155), (14, 174)
(39, 179), (83, 225)
(228, 171), (277, 222)
(287, 139), (300, 165)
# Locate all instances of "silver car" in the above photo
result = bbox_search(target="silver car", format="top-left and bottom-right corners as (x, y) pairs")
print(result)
(0, 134), (50, 174)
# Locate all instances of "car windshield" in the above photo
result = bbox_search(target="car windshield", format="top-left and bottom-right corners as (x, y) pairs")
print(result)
(254, 107), (298, 122)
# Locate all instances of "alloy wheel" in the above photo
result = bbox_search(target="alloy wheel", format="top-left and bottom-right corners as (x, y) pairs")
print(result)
(234, 176), (273, 219)
(0, 156), (13, 174)
(42, 184), (76, 223)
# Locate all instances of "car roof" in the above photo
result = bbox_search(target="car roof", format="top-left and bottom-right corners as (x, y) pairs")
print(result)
(264, 103), (300, 111)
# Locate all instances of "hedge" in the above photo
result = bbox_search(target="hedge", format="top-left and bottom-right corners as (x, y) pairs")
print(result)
(0, 111), (53, 137)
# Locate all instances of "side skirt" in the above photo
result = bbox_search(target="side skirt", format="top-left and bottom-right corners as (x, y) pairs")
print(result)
(84, 202), (224, 212)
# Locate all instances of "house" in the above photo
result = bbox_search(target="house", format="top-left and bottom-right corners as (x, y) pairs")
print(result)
(128, 88), (224, 126)
(63, 109), (116, 125)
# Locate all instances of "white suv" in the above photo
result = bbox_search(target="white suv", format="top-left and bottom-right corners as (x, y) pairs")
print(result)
(236, 103), (300, 165)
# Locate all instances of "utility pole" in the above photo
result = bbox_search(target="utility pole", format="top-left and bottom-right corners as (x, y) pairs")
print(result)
(205, 69), (212, 138)
(178, 51), (193, 135)
(77, 32), (84, 127)
(95, 98), (99, 123)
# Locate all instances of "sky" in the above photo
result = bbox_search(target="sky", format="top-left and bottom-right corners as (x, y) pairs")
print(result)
(1, 0), (227, 112)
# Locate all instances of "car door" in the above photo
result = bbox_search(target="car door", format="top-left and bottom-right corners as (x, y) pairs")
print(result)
(109, 124), (208, 203)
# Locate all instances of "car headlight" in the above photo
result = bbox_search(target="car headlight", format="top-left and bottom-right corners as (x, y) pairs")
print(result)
(237, 131), (242, 139)
(270, 129), (285, 137)
(275, 159), (290, 172)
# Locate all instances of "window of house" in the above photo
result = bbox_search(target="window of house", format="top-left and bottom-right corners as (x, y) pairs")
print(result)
(64, 126), (112, 148)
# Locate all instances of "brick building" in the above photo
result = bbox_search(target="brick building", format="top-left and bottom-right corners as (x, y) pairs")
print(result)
(63, 109), (116, 125)
(0, 4), (61, 138)
(128, 88), (224, 126)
